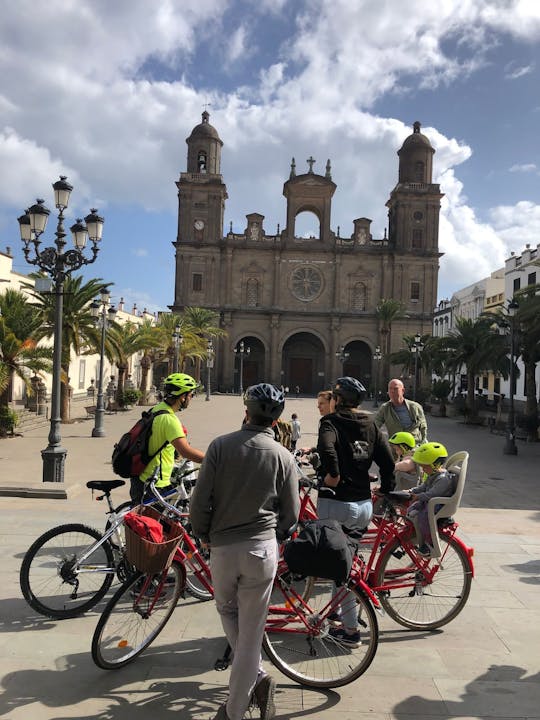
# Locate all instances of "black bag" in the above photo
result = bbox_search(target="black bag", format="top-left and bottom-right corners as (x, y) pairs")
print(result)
(283, 519), (355, 584)
(111, 409), (168, 478)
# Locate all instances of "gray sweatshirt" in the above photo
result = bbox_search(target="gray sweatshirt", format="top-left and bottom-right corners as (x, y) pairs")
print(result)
(189, 423), (300, 547)
(410, 468), (456, 503)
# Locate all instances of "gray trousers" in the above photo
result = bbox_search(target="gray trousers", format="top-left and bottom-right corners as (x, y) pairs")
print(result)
(211, 537), (278, 720)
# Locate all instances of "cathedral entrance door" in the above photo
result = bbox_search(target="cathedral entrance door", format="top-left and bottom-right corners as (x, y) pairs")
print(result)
(289, 358), (313, 394)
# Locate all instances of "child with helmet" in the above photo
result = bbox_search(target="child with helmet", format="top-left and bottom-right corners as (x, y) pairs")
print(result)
(388, 431), (421, 490)
(406, 441), (456, 556)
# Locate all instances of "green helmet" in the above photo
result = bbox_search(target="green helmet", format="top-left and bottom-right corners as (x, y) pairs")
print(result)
(163, 373), (199, 397)
(412, 442), (448, 467)
(388, 431), (416, 449)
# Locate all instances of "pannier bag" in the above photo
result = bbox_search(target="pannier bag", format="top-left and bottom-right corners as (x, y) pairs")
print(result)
(283, 518), (355, 584)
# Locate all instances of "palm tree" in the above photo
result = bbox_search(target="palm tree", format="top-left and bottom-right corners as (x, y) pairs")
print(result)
(445, 316), (509, 418)
(179, 307), (226, 381)
(28, 275), (110, 421)
(0, 289), (53, 407)
(107, 321), (159, 406)
(513, 287), (540, 441)
(375, 298), (406, 381)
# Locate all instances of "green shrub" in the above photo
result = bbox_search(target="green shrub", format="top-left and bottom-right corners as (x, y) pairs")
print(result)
(121, 388), (142, 406)
(0, 405), (19, 436)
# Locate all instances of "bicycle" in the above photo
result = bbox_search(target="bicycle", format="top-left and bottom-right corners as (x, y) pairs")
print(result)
(92, 480), (380, 688)
(19, 462), (197, 619)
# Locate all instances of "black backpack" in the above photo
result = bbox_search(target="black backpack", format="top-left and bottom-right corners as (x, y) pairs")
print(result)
(111, 409), (168, 478)
(283, 519), (355, 584)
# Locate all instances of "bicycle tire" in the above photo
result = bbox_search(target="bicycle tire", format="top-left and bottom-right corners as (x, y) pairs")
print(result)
(263, 577), (378, 688)
(180, 537), (213, 601)
(92, 561), (184, 670)
(20, 524), (115, 619)
(375, 532), (472, 630)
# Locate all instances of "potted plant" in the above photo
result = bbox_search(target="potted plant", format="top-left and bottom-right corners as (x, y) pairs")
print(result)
(0, 405), (19, 437)
(121, 387), (142, 409)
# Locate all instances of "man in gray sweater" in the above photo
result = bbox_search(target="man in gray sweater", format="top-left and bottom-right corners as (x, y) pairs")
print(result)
(190, 384), (300, 720)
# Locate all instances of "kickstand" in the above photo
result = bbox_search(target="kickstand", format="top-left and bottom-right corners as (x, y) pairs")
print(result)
(214, 642), (232, 671)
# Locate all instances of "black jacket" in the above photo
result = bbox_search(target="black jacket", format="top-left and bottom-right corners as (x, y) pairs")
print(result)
(317, 410), (395, 501)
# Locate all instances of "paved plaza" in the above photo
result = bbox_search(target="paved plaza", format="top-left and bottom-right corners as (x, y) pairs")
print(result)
(0, 395), (539, 720)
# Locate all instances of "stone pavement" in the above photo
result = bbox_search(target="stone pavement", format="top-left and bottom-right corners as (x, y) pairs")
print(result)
(0, 395), (539, 719)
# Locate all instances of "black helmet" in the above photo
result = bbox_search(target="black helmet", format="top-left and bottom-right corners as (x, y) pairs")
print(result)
(333, 376), (366, 407)
(244, 383), (285, 421)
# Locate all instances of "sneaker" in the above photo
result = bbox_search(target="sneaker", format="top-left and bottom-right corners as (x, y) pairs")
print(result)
(253, 674), (276, 720)
(327, 611), (342, 626)
(417, 543), (432, 557)
(211, 704), (230, 720)
(329, 627), (361, 648)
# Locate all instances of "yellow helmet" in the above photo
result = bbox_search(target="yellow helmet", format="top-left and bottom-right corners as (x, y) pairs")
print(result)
(412, 442), (448, 467)
(388, 431), (416, 449)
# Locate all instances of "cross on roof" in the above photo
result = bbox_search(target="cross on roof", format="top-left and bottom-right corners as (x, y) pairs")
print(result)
(306, 156), (316, 173)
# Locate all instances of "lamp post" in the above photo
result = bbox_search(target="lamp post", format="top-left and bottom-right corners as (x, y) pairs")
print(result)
(373, 345), (382, 407)
(205, 339), (214, 402)
(18, 177), (103, 484)
(335, 345), (350, 371)
(411, 333), (424, 402)
(90, 290), (116, 438)
(234, 340), (250, 395)
(503, 298), (519, 456)
(172, 324), (183, 373)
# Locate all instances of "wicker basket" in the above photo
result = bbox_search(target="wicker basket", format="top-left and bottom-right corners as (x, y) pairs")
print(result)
(125, 505), (183, 574)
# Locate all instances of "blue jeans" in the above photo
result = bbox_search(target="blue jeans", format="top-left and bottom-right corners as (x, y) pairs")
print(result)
(317, 497), (372, 630)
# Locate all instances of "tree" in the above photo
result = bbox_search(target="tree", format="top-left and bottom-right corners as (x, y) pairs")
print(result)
(178, 307), (226, 381)
(107, 320), (158, 406)
(29, 275), (110, 421)
(445, 316), (509, 418)
(513, 287), (540, 441)
(0, 289), (53, 407)
(375, 299), (406, 382)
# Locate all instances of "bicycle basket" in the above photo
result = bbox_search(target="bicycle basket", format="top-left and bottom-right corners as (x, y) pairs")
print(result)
(125, 505), (183, 574)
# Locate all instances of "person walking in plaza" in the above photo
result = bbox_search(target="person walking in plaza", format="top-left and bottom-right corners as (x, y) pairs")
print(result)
(374, 378), (428, 447)
(190, 383), (300, 720)
(290, 413), (301, 450)
(317, 376), (395, 646)
(130, 372), (205, 505)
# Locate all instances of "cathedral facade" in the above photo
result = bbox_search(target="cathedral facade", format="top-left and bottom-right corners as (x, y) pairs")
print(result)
(171, 112), (443, 395)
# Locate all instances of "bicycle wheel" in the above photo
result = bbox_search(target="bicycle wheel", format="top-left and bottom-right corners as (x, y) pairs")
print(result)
(92, 561), (184, 669)
(263, 577), (378, 688)
(20, 524), (115, 619)
(180, 537), (213, 601)
(375, 532), (472, 630)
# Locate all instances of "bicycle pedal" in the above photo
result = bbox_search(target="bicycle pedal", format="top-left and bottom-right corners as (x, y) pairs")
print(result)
(391, 549), (405, 559)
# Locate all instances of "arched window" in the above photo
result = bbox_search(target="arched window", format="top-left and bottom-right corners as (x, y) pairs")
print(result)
(414, 161), (424, 182)
(351, 282), (367, 311)
(412, 228), (423, 248)
(197, 150), (207, 172)
(246, 278), (259, 307)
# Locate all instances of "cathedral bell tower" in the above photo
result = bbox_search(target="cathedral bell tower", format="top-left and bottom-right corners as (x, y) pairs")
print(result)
(173, 112), (228, 311)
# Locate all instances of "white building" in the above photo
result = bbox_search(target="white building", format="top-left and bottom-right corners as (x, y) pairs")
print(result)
(0, 247), (156, 408)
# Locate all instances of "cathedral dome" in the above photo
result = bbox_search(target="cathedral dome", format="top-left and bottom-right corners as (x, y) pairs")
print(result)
(188, 111), (221, 141)
(400, 121), (433, 151)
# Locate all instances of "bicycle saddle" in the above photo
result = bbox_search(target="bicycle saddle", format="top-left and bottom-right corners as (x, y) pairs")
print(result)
(86, 480), (126, 492)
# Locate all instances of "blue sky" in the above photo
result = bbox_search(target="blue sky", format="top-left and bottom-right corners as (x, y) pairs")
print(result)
(1, 0), (540, 315)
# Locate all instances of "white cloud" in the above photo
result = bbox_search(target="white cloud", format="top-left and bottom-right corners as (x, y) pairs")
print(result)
(132, 248), (149, 257)
(509, 163), (537, 173)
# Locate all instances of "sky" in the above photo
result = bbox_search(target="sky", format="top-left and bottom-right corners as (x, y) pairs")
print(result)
(1, 0), (540, 315)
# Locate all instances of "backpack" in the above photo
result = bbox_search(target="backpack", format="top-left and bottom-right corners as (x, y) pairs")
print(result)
(124, 510), (164, 543)
(283, 519), (356, 584)
(111, 409), (169, 478)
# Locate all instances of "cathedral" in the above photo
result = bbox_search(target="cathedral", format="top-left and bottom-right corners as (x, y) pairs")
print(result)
(171, 112), (443, 395)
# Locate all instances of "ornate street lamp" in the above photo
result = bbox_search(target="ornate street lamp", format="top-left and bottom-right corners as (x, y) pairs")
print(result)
(373, 345), (382, 407)
(90, 290), (116, 438)
(205, 339), (214, 402)
(503, 298), (519, 456)
(18, 177), (103, 484)
(172, 323), (183, 373)
(234, 340), (250, 395)
(411, 333), (424, 402)
(335, 345), (350, 370)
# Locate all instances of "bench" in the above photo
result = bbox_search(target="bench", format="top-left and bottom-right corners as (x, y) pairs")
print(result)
(85, 405), (96, 418)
